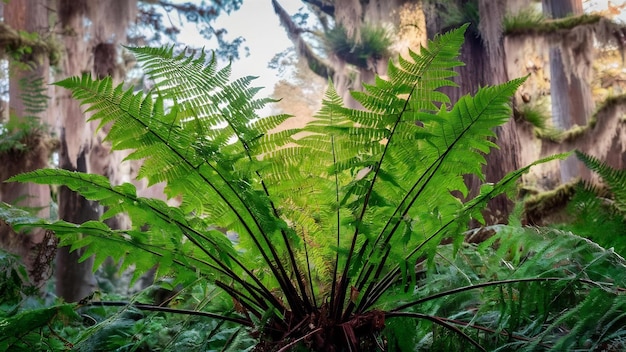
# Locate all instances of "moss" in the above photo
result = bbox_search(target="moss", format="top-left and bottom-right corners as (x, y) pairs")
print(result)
(441, 0), (480, 37)
(536, 93), (626, 143)
(514, 100), (566, 141)
(503, 7), (545, 34)
(324, 24), (392, 68)
(0, 23), (62, 67)
(505, 13), (603, 36)
(516, 102), (549, 130)
(523, 180), (580, 226)
(595, 93), (626, 114)
(560, 125), (589, 142)
(534, 127), (562, 142)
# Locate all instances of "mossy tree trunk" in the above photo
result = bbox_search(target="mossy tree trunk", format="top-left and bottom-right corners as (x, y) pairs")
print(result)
(0, 0), (56, 288)
(542, 0), (593, 183)
(54, 0), (100, 302)
(423, 0), (526, 224)
(54, 0), (136, 302)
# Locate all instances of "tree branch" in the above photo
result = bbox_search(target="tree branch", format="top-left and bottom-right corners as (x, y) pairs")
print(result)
(272, 0), (335, 80)
(301, 0), (335, 17)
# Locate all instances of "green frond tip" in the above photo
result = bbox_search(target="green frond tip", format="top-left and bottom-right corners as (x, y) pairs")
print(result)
(576, 150), (626, 208)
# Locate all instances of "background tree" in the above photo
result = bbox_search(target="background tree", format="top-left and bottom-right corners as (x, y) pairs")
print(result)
(0, 0), (58, 288)
(541, 0), (592, 182)
(0, 0), (247, 302)
(272, 0), (626, 224)
(53, 0), (139, 303)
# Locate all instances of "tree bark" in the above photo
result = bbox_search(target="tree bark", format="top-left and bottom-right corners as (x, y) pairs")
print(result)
(54, 0), (99, 302)
(0, 0), (55, 288)
(424, 0), (524, 223)
(542, 0), (593, 182)
(54, 0), (137, 302)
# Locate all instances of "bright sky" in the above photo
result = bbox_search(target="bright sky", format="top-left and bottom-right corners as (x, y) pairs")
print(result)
(179, 0), (304, 92)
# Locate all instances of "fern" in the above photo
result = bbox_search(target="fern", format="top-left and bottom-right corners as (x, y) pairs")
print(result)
(536, 151), (626, 257)
(0, 75), (50, 152)
(576, 150), (626, 212)
(381, 226), (626, 351)
(2, 26), (626, 350)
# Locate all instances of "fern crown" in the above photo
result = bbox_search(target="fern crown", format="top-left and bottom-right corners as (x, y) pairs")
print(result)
(3, 25), (568, 326)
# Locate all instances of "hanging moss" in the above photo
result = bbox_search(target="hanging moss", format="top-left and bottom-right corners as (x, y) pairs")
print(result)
(515, 101), (550, 130)
(0, 23), (61, 67)
(324, 24), (392, 68)
(272, 0), (335, 80)
(441, 0), (480, 37)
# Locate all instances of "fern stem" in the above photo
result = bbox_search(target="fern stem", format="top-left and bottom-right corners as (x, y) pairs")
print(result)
(102, 89), (302, 315)
(81, 175), (284, 312)
(125, 189), (283, 311)
(363, 214), (481, 310)
(357, 85), (524, 312)
(111, 58), (301, 312)
(257, 174), (313, 312)
(334, 96), (412, 321)
(354, 150), (449, 313)
(329, 120), (342, 316)
(335, 31), (455, 318)
(277, 327), (324, 352)
(194, 95), (312, 312)
(301, 229), (318, 308)
(385, 312), (486, 351)
(86, 301), (254, 326)
(391, 277), (576, 312)
(198, 81), (310, 309)
(347, 245), (390, 319)
(215, 281), (265, 320)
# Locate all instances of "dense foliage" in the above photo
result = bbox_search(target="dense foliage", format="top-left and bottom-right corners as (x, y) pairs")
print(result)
(548, 151), (626, 257)
(2, 25), (626, 351)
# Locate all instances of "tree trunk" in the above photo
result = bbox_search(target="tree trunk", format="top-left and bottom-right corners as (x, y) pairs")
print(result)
(0, 0), (55, 288)
(542, 0), (593, 182)
(424, 0), (525, 223)
(54, 0), (137, 302)
(54, 0), (99, 302)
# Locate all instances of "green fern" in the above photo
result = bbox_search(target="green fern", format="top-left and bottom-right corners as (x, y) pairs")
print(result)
(576, 150), (626, 213)
(0, 75), (50, 152)
(538, 151), (626, 257)
(386, 226), (626, 351)
(2, 25), (625, 350)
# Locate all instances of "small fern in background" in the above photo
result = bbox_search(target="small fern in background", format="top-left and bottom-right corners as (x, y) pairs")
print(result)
(1, 25), (626, 351)
(0, 75), (51, 153)
(576, 150), (626, 212)
(324, 24), (392, 68)
(546, 151), (626, 257)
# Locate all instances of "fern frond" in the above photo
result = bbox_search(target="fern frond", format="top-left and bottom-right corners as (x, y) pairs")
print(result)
(384, 227), (626, 351)
(55, 46), (318, 315)
(19, 75), (50, 116)
(5, 22), (621, 351)
(127, 46), (314, 311)
(8, 170), (232, 268)
(576, 150), (626, 211)
(350, 78), (528, 313)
